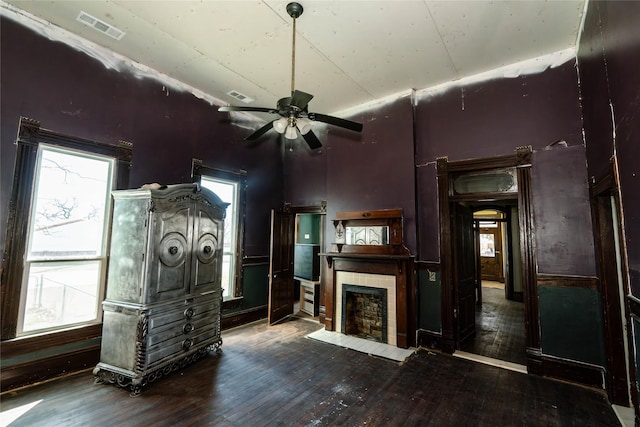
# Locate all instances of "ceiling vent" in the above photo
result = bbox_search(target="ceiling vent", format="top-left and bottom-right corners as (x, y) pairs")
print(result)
(226, 90), (254, 104)
(76, 11), (125, 40)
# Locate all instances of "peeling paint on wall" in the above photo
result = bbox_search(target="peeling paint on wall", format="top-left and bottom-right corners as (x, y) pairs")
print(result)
(334, 90), (413, 119)
(0, 1), (225, 107)
(417, 48), (576, 101)
(333, 48), (576, 118)
(1, 0), (577, 130)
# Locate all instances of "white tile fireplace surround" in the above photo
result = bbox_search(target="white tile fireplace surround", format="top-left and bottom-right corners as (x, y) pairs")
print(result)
(334, 271), (397, 347)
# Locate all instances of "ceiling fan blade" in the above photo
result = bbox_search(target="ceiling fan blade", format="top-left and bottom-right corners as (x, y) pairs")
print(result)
(308, 112), (363, 132)
(245, 121), (275, 141)
(301, 129), (322, 150)
(219, 106), (277, 114)
(289, 90), (314, 110)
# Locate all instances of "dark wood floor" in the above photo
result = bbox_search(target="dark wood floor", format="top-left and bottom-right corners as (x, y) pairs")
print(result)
(1, 316), (619, 426)
(461, 285), (527, 365)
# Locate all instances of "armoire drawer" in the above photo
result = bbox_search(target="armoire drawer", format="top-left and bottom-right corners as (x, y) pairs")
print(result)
(145, 323), (220, 368)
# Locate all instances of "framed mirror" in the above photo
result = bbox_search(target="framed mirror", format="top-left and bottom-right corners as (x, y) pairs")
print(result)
(345, 226), (389, 245)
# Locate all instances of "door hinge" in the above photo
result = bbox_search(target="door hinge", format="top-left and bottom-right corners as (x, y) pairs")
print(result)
(453, 308), (458, 318)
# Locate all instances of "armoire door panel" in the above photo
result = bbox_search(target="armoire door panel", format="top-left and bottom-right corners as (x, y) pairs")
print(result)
(148, 205), (193, 302)
(191, 209), (223, 291)
(105, 197), (150, 303)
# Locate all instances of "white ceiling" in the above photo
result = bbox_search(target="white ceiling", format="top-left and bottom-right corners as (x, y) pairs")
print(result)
(3, 0), (586, 116)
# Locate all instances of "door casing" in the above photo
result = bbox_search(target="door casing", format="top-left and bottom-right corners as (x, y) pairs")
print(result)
(592, 162), (635, 407)
(436, 147), (540, 371)
(268, 203), (326, 325)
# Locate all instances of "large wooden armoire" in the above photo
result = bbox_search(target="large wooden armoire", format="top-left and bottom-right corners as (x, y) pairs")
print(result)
(93, 183), (228, 396)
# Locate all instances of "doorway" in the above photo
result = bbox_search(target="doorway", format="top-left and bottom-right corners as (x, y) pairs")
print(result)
(436, 148), (540, 372)
(293, 213), (322, 318)
(460, 206), (527, 366)
(268, 205), (325, 325)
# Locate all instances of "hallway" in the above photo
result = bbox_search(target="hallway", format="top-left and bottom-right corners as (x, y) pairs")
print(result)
(461, 282), (527, 366)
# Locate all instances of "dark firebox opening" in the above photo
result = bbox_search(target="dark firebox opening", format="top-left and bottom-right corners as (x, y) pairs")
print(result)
(342, 284), (387, 343)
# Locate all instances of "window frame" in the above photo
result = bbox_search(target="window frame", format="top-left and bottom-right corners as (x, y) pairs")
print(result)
(191, 159), (246, 305)
(17, 144), (116, 336)
(1, 117), (132, 340)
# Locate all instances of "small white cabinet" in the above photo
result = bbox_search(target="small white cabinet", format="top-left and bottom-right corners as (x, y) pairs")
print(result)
(93, 183), (227, 395)
(299, 278), (320, 316)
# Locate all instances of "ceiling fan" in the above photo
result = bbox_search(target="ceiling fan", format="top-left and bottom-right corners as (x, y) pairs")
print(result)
(218, 2), (363, 149)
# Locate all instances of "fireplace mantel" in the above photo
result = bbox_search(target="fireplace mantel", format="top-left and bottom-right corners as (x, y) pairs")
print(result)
(320, 209), (416, 348)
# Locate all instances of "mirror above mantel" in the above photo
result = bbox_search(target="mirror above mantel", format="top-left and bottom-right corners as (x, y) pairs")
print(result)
(345, 225), (389, 245)
(329, 209), (410, 257)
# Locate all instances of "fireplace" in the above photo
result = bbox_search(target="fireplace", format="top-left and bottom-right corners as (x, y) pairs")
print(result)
(342, 284), (388, 343)
(334, 272), (397, 345)
(321, 209), (416, 348)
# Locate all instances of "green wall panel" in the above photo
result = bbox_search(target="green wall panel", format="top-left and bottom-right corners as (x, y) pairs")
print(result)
(538, 286), (606, 366)
(418, 268), (441, 332)
(297, 214), (321, 244)
(225, 263), (269, 315)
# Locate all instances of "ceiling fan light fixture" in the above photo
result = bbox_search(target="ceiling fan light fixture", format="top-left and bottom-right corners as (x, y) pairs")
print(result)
(285, 126), (298, 140)
(297, 118), (312, 135)
(273, 117), (289, 134)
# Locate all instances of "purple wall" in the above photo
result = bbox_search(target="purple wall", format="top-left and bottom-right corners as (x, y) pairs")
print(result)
(0, 17), (283, 258)
(286, 57), (596, 275)
(285, 96), (417, 254)
(532, 145), (596, 276)
(578, 0), (640, 295)
(284, 137), (327, 208)
(415, 61), (584, 163)
(414, 61), (588, 265)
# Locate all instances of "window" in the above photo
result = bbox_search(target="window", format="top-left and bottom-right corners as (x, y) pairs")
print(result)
(18, 146), (114, 335)
(201, 177), (237, 299)
(453, 168), (518, 195)
(1, 118), (131, 339)
(479, 233), (496, 257)
(192, 160), (245, 301)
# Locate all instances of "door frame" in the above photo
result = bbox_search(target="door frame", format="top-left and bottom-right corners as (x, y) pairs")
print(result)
(591, 159), (635, 407)
(437, 147), (541, 371)
(268, 202), (326, 325)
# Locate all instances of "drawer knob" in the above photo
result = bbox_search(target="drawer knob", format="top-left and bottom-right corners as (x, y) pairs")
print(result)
(183, 323), (194, 334)
(182, 338), (193, 351)
(184, 307), (194, 319)
(168, 246), (178, 255)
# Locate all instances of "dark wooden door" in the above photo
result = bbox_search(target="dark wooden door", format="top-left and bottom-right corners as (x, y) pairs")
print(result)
(479, 226), (503, 282)
(268, 210), (295, 325)
(454, 203), (477, 344)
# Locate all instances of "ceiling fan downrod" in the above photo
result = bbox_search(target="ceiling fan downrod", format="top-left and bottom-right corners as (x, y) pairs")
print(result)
(286, 2), (303, 95)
